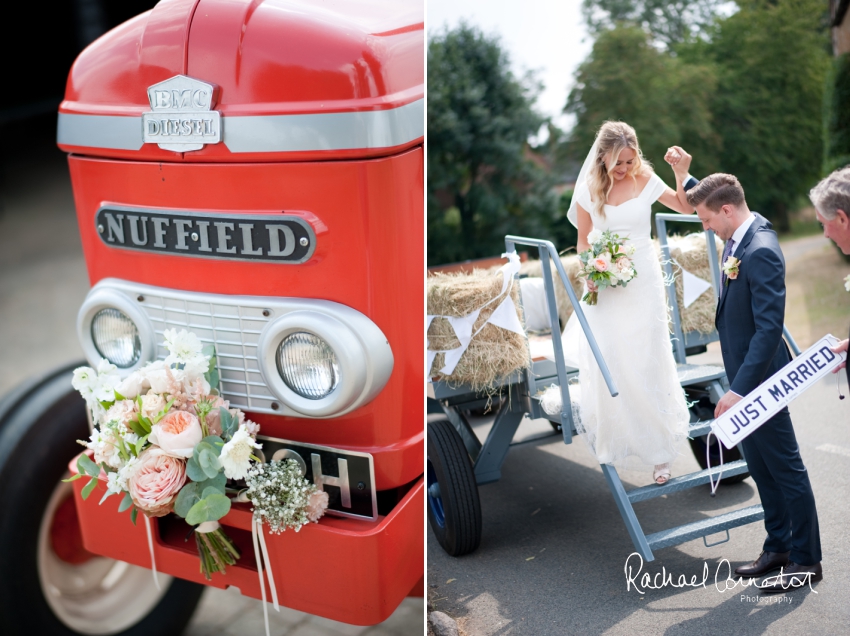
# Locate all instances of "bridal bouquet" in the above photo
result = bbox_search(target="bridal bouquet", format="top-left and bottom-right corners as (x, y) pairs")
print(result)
(577, 229), (638, 305)
(67, 328), (328, 580)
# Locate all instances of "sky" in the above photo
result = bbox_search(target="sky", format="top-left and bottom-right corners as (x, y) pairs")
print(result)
(427, 0), (592, 134)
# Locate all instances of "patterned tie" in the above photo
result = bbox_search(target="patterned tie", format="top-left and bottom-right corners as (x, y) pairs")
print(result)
(720, 238), (735, 294)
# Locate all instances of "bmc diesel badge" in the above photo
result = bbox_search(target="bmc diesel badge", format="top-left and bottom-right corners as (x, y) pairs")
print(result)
(142, 75), (221, 152)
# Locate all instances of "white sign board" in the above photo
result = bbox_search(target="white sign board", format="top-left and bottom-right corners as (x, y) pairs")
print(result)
(711, 334), (846, 450)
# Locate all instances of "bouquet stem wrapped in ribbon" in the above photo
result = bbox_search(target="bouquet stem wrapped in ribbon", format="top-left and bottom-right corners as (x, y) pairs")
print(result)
(577, 229), (638, 305)
(68, 328), (329, 583)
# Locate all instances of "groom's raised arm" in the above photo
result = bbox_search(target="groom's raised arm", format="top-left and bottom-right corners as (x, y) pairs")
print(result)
(728, 241), (787, 396)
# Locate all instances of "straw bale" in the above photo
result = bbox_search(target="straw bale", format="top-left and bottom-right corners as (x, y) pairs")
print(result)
(519, 256), (585, 326)
(427, 268), (530, 393)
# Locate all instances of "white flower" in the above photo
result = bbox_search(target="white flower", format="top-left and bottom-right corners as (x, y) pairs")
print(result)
(115, 371), (148, 400)
(163, 329), (209, 380)
(92, 359), (122, 403)
(845, 274), (850, 292)
(104, 400), (137, 429)
(587, 229), (603, 245)
(72, 366), (97, 396)
(626, 244), (637, 256)
(86, 427), (122, 470)
(219, 427), (262, 480)
(140, 392), (167, 421)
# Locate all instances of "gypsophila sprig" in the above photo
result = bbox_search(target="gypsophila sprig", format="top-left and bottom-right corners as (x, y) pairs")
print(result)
(245, 459), (329, 534)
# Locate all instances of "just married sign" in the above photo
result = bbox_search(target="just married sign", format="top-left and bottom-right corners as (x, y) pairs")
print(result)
(711, 334), (846, 450)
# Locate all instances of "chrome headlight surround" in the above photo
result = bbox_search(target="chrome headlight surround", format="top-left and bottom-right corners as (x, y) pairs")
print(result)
(258, 308), (393, 418)
(77, 287), (156, 376)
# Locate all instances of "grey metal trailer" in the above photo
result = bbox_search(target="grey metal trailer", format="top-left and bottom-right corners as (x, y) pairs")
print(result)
(427, 214), (802, 561)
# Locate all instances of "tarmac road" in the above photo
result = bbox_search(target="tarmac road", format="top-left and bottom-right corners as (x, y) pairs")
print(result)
(427, 348), (850, 635)
(0, 116), (423, 636)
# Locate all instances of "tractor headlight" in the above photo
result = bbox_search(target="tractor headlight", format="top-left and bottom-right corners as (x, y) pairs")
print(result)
(276, 332), (340, 399)
(91, 308), (142, 368)
(77, 283), (155, 376)
(258, 307), (394, 418)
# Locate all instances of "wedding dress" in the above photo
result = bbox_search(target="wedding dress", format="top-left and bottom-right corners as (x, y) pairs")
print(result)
(562, 172), (690, 470)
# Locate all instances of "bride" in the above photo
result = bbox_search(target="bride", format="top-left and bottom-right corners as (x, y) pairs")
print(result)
(563, 121), (696, 484)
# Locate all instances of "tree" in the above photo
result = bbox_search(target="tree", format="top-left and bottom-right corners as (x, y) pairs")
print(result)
(428, 24), (561, 265)
(563, 26), (721, 183)
(710, 0), (830, 230)
(824, 53), (850, 173)
(582, 0), (728, 48)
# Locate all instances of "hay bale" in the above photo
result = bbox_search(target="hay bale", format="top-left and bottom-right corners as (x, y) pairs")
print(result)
(520, 234), (723, 335)
(428, 268), (530, 393)
(519, 255), (584, 326)
(664, 233), (723, 335)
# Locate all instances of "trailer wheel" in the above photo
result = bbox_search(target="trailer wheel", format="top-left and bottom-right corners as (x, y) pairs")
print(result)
(427, 417), (482, 556)
(687, 398), (749, 485)
(0, 363), (205, 636)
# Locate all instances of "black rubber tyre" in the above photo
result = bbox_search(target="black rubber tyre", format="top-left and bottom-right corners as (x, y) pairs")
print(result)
(0, 363), (205, 636)
(426, 417), (482, 557)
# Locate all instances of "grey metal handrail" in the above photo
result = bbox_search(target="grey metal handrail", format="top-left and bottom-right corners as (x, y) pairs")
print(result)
(653, 213), (801, 359)
(505, 236), (619, 425)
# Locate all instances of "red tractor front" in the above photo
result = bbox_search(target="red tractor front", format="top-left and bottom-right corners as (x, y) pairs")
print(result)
(0, 1), (423, 633)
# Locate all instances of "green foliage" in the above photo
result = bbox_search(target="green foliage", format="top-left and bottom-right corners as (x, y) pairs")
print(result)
(118, 491), (133, 513)
(427, 23), (559, 265)
(709, 0), (830, 231)
(824, 53), (850, 173)
(218, 407), (237, 441)
(582, 0), (727, 48)
(186, 493), (231, 525)
(81, 477), (98, 500)
(77, 453), (100, 478)
(565, 0), (830, 233)
(203, 345), (221, 393)
(565, 26), (721, 185)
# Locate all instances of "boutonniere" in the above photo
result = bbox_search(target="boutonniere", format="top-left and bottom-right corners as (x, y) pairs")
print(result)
(844, 274), (850, 292)
(722, 256), (740, 284)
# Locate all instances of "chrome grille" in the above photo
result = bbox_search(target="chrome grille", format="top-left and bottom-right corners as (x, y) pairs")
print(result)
(139, 294), (277, 413)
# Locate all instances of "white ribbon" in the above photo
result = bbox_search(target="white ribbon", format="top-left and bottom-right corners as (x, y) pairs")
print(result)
(427, 252), (525, 379)
(143, 515), (161, 591)
(252, 515), (280, 636)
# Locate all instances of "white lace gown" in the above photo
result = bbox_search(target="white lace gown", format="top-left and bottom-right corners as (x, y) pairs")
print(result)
(562, 172), (690, 469)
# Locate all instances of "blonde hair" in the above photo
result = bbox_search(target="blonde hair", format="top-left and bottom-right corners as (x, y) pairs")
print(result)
(586, 121), (650, 219)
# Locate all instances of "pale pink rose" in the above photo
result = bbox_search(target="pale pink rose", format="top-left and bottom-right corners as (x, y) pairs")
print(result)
(140, 392), (167, 421)
(104, 399), (137, 430)
(728, 271), (738, 280)
(616, 256), (632, 272)
(593, 254), (610, 272)
(115, 372), (149, 400)
(128, 448), (186, 517)
(306, 489), (329, 523)
(149, 410), (203, 458)
(201, 397), (230, 436)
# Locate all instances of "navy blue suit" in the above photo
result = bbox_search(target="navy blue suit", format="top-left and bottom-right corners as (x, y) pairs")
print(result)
(715, 213), (821, 565)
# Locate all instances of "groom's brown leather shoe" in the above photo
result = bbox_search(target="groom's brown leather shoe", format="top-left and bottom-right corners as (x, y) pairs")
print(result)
(734, 551), (790, 578)
(760, 562), (823, 594)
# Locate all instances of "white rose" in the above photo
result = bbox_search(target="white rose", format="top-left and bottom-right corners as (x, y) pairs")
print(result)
(115, 371), (149, 400)
(587, 229), (603, 245)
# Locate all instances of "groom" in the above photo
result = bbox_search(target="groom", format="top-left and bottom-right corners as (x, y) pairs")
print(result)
(670, 159), (822, 593)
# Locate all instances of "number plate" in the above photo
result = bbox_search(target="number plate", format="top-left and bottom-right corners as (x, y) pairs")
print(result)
(256, 436), (378, 521)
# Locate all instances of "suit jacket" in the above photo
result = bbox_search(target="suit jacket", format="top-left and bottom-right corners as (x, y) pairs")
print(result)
(715, 213), (791, 396)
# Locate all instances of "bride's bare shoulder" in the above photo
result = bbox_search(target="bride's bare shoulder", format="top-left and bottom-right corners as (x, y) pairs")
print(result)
(635, 168), (654, 187)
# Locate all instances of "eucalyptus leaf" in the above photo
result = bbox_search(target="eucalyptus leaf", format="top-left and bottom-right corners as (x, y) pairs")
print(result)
(201, 436), (224, 455)
(197, 472), (227, 494)
(186, 457), (208, 482)
(186, 493), (231, 525)
(62, 473), (83, 483)
(202, 344), (217, 358)
(193, 441), (214, 460)
(199, 449), (221, 479)
(174, 482), (202, 518)
(202, 486), (224, 500)
(77, 453), (101, 478)
(220, 406), (237, 439)
(131, 506), (139, 525)
(81, 477), (98, 500)
(118, 491), (133, 513)
(99, 488), (114, 505)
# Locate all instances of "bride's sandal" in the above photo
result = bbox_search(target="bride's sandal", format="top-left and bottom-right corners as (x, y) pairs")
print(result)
(653, 464), (671, 485)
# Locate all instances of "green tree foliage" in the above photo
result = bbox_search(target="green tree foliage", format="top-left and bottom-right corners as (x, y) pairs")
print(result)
(427, 25), (562, 265)
(567, 0), (830, 232)
(565, 26), (721, 183)
(824, 53), (850, 173)
(582, 0), (727, 48)
(709, 0), (829, 231)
